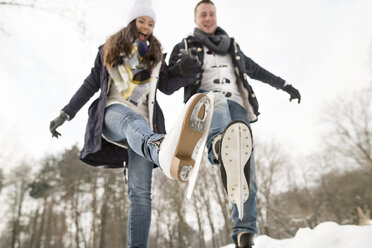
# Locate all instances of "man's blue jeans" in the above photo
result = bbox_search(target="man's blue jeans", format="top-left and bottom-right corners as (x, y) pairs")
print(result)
(205, 92), (258, 244)
(102, 104), (164, 248)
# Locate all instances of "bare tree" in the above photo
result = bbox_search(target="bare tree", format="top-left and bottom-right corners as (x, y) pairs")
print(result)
(255, 140), (291, 236)
(89, 171), (99, 248)
(191, 166), (218, 248)
(211, 166), (233, 245)
(0, 168), (3, 194)
(190, 192), (206, 248)
(321, 88), (372, 169)
(3, 163), (33, 248)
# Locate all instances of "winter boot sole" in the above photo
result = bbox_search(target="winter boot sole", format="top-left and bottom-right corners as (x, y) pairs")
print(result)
(220, 121), (253, 219)
(169, 93), (213, 182)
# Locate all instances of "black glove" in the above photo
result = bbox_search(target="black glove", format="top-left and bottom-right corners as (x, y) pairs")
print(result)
(282, 84), (301, 103)
(49, 112), (69, 138)
(177, 55), (203, 76)
(174, 47), (202, 76)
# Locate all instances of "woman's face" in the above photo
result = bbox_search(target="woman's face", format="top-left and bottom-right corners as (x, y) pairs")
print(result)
(135, 16), (154, 41)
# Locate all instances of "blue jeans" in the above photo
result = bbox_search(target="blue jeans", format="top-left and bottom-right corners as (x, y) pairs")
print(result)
(205, 92), (258, 244)
(102, 104), (164, 247)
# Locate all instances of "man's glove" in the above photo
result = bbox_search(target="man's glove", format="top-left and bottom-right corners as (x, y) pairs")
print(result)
(49, 111), (69, 138)
(176, 48), (203, 76)
(282, 84), (301, 103)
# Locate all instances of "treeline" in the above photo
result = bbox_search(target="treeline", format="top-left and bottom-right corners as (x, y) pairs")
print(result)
(0, 87), (371, 248)
(0, 145), (233, 248)
(0, 145), (371, 248)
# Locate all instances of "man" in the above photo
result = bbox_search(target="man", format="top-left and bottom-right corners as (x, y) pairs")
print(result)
(160, 0), (301, 247)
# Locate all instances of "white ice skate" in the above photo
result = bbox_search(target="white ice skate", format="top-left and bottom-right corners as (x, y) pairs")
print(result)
(159, 92), (214, 191)
(219, 121), (253, 220)
(186, 92), (214, 199)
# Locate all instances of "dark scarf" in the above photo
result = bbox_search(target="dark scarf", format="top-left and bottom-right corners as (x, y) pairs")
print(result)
(193, 27), (231, 55)
(119, 40), (151, 83)
(133, 40), (151, 83)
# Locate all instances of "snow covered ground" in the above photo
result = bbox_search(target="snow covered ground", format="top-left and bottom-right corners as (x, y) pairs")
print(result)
(222, 222), (372, 248)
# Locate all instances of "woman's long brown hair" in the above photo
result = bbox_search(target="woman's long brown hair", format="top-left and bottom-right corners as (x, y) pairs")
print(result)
(103, 20), (162, 71)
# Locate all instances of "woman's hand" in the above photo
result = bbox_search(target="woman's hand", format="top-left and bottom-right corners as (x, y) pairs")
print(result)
(49, 112), (69, 138)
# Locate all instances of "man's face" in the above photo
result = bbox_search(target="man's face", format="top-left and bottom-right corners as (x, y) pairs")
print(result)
(194, 3), (217, 35)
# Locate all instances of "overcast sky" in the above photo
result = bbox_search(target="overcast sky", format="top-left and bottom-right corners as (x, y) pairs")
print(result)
(0, 0), (371, 171)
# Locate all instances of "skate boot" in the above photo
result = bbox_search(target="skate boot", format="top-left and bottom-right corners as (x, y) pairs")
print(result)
(158, 93), (214, 182)
(236, 232), (254, 248)
(218, 120), (253, 219)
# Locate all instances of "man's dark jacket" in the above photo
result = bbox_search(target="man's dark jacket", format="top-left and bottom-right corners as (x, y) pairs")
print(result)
(160, 35), (287, 122)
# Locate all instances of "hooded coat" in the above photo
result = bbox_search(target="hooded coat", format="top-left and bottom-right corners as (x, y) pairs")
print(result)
(61, 46), (181, 168)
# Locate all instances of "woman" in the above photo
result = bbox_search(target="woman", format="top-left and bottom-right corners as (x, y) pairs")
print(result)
(49, 0), (213, 246)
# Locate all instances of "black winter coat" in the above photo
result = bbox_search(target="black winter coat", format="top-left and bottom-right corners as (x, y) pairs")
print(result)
(61, 46), (181, 168)
(160, 35), (287, 122)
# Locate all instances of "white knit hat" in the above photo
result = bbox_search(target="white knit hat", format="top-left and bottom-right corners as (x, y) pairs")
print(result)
(127, 0), (156, 25)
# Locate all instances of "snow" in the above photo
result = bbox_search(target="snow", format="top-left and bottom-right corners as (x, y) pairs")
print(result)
(222, 222), (372, 248)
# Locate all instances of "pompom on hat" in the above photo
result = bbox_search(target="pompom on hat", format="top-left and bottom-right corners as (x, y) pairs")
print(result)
(127, 0), (156, 25)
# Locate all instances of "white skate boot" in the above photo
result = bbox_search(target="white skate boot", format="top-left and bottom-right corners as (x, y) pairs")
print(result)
(158, 92), (214, 184)
(219, 120), (253, 219)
